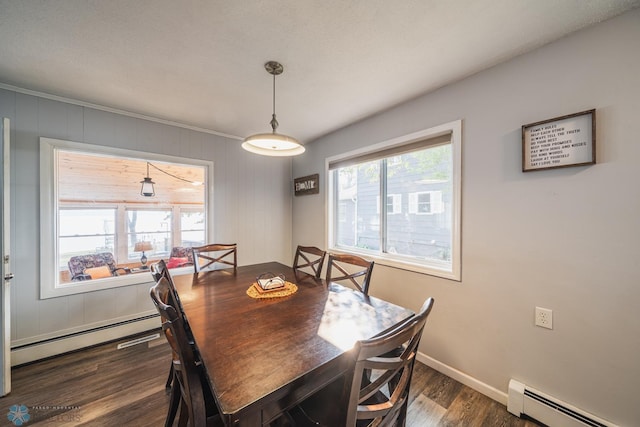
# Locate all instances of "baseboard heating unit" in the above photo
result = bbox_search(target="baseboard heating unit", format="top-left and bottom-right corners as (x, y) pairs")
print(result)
(116, 333), (160, 349)
(507, 380), (616, 427)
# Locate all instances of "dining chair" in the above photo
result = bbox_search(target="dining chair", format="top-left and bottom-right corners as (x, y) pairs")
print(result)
(150, 259), (190, 390)
(149, 276), (182, 426)
(289, 297), (435, 427)
(150, 260), (184, 315)
(325, 253), (375, 296)
(192, 243), (237, 273)
(149, 260), (168, 283)
(293, 245), (326, 279)
(150, 277), (224, 427)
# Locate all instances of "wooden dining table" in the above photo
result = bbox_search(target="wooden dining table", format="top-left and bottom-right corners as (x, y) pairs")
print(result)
(172, 261), (414, 426)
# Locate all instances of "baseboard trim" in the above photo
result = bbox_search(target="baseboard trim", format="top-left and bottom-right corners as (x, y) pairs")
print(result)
(416, 351), (508, 405)
(12, 324), (509, 405)
(11, 317), (160, 366)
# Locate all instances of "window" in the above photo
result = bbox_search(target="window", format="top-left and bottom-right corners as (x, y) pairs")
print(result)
(408, 191), (443, 214)
(40, 138), (213, 298)
(376, 194), (402, 215)
(328, 120), (461, 280)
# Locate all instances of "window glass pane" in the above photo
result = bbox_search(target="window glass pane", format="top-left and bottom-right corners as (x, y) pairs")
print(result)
(418, 193), (431, 213)
(386, 144), (452, 262)
(387, 194), (401, 215)
(126, 210), (172, 259)
(181, 231), (205, 247)
(60, 209), (115, 236)
(334, 160), (380, 252)
(181, 210), (205, 247)
(59, 209), (115, 269)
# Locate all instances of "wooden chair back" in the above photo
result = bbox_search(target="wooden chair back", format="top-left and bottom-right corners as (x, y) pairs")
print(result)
(149, 259), (168, 283)
(346, 297), (435, 426)
(151, 259), (191, 333)
(150, 259), (183, 307)
(191, 243), (237, 273)
(293, 245), (326, 278)
(291, 298), (434, 426)
(326, 253), (374, 295)
(150, 259), (192, 391)
(150, 277), (220, 426)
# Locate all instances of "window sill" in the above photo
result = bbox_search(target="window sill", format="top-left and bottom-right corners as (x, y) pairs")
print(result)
(328, 247), (460, 282)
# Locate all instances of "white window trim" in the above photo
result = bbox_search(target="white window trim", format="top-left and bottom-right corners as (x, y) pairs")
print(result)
(388, 193), (401, 215)
(39, 137), (214, 299)
(325, 120), (462, 281)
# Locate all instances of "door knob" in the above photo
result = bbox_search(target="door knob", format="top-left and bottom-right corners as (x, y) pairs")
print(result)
(4, 273), (14, 281)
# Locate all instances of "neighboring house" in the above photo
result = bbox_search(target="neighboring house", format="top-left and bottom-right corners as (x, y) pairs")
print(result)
(337, 151), (452, 262)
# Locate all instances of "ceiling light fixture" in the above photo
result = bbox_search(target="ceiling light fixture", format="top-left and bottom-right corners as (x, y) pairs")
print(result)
(242, 61), (305, 157)
(140, 162), (202, 197)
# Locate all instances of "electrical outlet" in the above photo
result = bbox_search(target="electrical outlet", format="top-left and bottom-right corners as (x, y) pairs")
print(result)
(535, 307), (553, 329)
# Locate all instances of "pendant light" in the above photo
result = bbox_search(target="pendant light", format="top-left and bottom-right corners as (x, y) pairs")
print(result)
(242, 61), (305, 156)
(140, 161), (202, 197)
(140, 162), (155, 197)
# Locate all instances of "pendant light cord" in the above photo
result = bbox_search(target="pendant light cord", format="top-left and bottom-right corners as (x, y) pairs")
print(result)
(147, 162), (200, 184)
(270, 70), (279, 133)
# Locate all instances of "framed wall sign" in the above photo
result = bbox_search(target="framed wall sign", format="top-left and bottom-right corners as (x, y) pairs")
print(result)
(294, 173), (319, 196)
(522, 109), (596, 172)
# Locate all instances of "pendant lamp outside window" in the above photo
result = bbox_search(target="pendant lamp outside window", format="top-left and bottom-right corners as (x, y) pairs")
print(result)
(139, 161), (202, 197)
(140, 162), (155, 197)
(242, 61), (305, 156)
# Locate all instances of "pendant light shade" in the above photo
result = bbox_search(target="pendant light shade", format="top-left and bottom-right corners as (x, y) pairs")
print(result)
(242, 61), (305, 157)
(242, 132), (305, 156)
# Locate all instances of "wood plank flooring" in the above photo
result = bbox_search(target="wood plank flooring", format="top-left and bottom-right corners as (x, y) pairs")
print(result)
(1, 333), (542, 426)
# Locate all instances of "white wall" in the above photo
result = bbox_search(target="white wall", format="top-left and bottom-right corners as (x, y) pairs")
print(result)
(0, 89), (293, 351)
(293, 9), (640, 426)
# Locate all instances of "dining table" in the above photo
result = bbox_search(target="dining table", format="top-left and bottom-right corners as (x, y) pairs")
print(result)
(172, 261), (415, 426)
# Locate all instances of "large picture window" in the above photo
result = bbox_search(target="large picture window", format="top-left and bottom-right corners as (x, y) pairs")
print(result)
(40, 138), (212, 298)
(327, 120), (461, 280)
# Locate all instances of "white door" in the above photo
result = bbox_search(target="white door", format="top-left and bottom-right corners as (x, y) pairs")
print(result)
(0, 117), (11, 395)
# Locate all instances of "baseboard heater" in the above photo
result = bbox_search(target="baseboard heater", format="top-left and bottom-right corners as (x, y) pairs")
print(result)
(11, 315), (160, 366)
(507, 380), (616, 427)
(116, 332), (160, 349)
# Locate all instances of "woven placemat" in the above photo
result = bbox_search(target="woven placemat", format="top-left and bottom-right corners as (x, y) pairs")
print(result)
(246, 281), (298, 299)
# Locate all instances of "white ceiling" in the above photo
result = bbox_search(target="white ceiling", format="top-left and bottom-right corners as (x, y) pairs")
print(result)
(1, 1), (638, 144)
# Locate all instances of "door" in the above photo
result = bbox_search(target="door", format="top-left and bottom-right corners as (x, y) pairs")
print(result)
(0, 117), (11, 395)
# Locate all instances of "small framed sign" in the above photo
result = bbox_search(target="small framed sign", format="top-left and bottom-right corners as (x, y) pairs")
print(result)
(294, 173), (319, 196)
(522, 109), (596, 172)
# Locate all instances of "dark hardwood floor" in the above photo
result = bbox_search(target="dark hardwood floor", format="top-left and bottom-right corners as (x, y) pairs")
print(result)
(1, 333), (542, 426)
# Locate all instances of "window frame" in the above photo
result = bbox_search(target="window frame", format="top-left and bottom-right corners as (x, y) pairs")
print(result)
(40, 137), (214, 299)
(326, 120), (462, 281)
